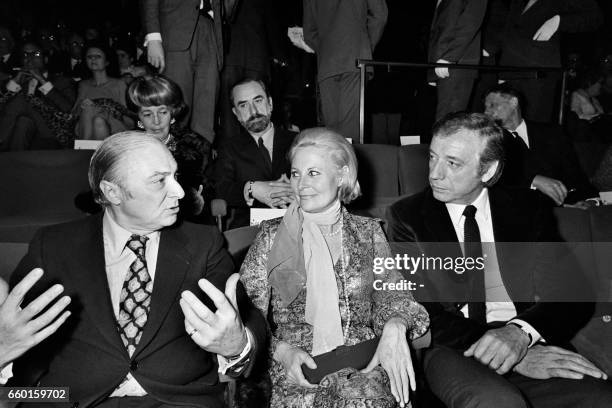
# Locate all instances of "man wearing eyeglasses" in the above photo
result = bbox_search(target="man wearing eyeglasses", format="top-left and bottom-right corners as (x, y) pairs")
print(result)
(0, 42), (76, 151)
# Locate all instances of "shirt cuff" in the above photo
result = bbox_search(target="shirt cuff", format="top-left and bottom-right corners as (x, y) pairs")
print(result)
(217, 327), (253, 375)
(6, 79), (21, 93)
(508, 319), (543, 347)
(243, 181), (254, 207)
(144, 33), (162, 47)
(38, 81), (53, 95)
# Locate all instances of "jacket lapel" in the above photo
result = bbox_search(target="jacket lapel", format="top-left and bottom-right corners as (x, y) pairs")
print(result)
(69, 214), (127, 356)
(240, 127), (273, 179)
(271, 127), (291, 177)
(133, 224), (191, 357)
(422, 189), (460, 244)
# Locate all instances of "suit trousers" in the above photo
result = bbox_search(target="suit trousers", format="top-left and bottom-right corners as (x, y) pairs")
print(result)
(96, 395), (202, 408)
(319, 72), (360, 142)
(423, 345), (612, 408)
(0, 93), (58, 151)
(435, 69), (476, 121)
(165, 16), (220, 144)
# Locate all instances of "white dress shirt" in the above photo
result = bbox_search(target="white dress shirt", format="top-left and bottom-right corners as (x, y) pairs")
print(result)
(445, 188), (542, 346)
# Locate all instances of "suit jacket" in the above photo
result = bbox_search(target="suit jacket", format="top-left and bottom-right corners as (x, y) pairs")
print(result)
(212, 125), (296, 227)
(303, 0), (387, 81)
(224, 0), (285, 73)
(428, 0), (487, 81)
(386, 186), (593, 350)
(141, 0), (237, 69)
(499, 121), (598, 202)
(8, 215), (266, 408)
(499, 0), (602, 70)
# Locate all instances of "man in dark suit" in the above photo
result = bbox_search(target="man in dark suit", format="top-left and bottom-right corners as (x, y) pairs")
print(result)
(428, 0), (487, 120)
(212, 78), (295, 228)
(9, 133), (266, 407)
(484, 84), (598, 206)
(0, 42), (76, 151)
(387, 113), (611, 407)
(499, 0), (602, 122)
(303, 0), (387, 141)
(142, 0), (238, 143)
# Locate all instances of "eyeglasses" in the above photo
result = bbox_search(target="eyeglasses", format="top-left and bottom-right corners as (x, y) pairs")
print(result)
(71, 41), (85, 47)
(23, 51), (43, 58)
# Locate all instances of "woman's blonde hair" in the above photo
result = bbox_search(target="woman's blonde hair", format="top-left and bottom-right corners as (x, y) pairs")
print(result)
(289, 127), (361, 204)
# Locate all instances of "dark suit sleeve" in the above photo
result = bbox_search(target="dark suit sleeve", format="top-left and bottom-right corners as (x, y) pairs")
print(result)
(558, 0), (603, 33)
(511, 195), (593, 345)
(366, 0), (388, 50)
(45, 77), (76, 113)
(211, 142), (249, 208)
(436, 0), (487, 62)
(141, 0), (161, 34)
(302, 0), (318, 53)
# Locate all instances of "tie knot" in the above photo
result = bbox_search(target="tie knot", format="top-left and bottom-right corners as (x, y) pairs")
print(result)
(511, 131), (519, 138)
(258, 137), (265, 148)
(126, 234), (148, 255)
(463, 205), (477, 219)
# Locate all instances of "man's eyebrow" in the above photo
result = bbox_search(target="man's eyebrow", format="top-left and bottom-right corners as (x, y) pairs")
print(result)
(149, 171), (171, 178)
(443, 154), (464, 163)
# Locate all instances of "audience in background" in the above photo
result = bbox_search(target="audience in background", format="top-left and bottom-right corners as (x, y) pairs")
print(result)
(73, 42), (133, 140)
(0, 41), (76, 150)
(571, 70), (605, 122)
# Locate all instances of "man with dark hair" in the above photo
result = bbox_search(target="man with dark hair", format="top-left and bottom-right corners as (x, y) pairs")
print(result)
(212, 78), (296, 228)
(9, 132), (266, 407)
(0, 41), (76, 150)
(484, 83), (598, 207)
(387, 112), (611, 408)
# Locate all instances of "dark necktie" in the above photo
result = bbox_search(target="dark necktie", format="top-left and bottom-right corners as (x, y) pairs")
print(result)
(258, 137), (273, 172)
(463, 205), (487, 324)
(511, 131), (529, 153)
(117, 235), (153, 356)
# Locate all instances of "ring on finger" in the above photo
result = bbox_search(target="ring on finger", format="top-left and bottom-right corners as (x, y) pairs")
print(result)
(188, 328), (198, 337)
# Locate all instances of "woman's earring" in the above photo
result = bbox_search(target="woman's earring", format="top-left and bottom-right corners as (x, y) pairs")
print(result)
(170, 118), (176, 124)
(137, 121), (144, 129)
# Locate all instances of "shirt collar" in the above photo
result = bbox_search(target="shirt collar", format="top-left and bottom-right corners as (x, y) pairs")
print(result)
(103, 210), (160, 261)
(512, 119), (529, 148)
(445, 187), (490, 231)
(249, 123), (274, 145)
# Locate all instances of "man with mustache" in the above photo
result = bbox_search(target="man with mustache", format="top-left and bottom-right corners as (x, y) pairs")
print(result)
(212, 78), (296, 228)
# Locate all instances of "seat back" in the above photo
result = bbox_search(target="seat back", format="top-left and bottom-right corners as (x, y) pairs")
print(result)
(350, 144), (400, 211)
(0, 150), (93, 217)
(223, 225), (261, 269)
(398, 144), (429, 197)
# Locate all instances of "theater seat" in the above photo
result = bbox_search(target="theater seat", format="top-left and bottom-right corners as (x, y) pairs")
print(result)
(0, 150), (92, 243)
(398, 144), (430, 197)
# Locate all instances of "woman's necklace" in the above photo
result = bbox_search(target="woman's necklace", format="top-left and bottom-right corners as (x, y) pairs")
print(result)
(339, 241), (351, 342)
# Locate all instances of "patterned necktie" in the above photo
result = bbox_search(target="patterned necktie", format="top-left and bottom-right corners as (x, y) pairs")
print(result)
(511, 131), (529, 153)
(258, 136), (273, 172)
(117, 235), (153, 356)
(463, 205), (487, 324)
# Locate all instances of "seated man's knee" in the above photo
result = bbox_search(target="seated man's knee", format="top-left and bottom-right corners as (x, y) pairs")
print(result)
(456, 385), (528, 408)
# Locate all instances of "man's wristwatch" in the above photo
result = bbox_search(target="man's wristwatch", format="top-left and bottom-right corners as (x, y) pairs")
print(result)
(508, 321), (533, 345)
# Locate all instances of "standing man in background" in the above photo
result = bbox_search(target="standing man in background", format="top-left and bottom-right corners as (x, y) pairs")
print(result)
(303, 0), (388, 142)
(142, 0), (238, 144)
(428, 0), (487, 121)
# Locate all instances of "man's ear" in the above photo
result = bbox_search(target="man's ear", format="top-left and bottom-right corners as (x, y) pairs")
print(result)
(481, 160), (499, 184)
(100, 180), (123, 205)
(232, 106), (239, 120)
(268, 96), (273, 112)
